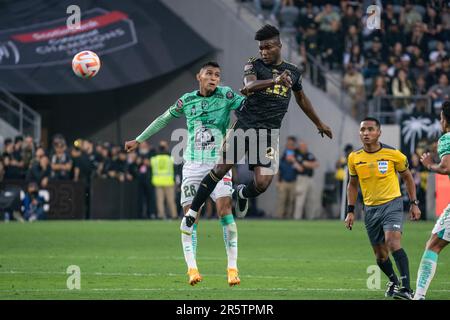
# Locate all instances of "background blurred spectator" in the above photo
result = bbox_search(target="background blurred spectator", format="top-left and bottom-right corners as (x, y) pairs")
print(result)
(343, 63), (366, 119)
(276, 136), (298, 219)
(50, 141), (72, 180)
(294, 140), (319, 220)
(151, 140), (177, 220)
(21, 181), (45, 222)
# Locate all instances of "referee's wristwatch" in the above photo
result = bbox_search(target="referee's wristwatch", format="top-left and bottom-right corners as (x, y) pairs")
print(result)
(410, 199), (420, 206)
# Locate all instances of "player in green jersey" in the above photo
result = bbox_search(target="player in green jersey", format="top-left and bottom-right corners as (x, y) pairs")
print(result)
(125, 62), (245, 286)
(414, 101), (450, 299)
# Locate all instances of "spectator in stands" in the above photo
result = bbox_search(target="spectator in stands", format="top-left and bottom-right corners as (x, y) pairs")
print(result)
(343, 25), (362, 56)
(406, 22), (428, 56)
(21, 135), (35, 170)
(382, 4), (401, 35)
(392, 68), (414, 120)
(428, 73), (450, 113)
(388, 42), (405, 66)
(2, 137), (25, 180)
(295, 2), (315, 34)
(71, 145), (95, 184)
(340, 4), (359, 33)
(50, 141), (72, 180)
(294, 140), (319, 220)
(423, 5), (442, 40)
(363, 36), (385, 79)
(0, 158), (4, 182)
(26, 154), (51, 188)
(343, 44), (364, 71)
(254, 0), (281, 22)
(81, 139), (101, 175)
(429, 41), (447, 63)
(426, 61), (440, 89)
(22, 181), (45, 222)
(151, 140), (177, 220)
(401, 2), (423, 34)
(320, 19), (343, 69)
(414, 75), (428, 95)
(98, 144), (113, 178)
(126, 151), (139, 181)
(314, 3), (340, 34)
(276, 136), (298, 219)
(343, 63), (365, 119)
(110, 150), (130, 182)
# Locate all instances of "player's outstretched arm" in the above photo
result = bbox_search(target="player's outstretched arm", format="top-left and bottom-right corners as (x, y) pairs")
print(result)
(240, 71), (292, 96)
(125, 109), (176, 152)
(345, 175), (358, 230)
(421, 153), (450, 175)
(399, 169), (421, 221)
(293, 90), (333, 139)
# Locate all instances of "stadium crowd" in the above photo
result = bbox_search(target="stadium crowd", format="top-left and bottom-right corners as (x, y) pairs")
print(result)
(242, 0), (450, 122)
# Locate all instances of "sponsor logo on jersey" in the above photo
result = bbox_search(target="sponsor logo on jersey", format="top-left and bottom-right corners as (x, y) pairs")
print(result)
(378, 161), (388, 174)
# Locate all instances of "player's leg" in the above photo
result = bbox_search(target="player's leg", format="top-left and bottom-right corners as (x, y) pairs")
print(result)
(414, 205), (450, 300)
(179, 162), (205, 286)
(181, 163), (234, 233)
(215, 197), (240, 286)
(365, 204), (400, 297)
(382, 198), (413, 299)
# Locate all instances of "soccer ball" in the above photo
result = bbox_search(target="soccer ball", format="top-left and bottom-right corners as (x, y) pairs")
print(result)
(72, 50), (101, 79)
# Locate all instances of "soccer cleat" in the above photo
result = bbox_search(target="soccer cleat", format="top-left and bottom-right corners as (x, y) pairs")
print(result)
(187, 268), (202, 286)
(233, 185), (249, 218)
(180, 215), (196, 235)
(384, 281), (400, 298)
(393, 287), (414, 300)
(227, 268), (240, 286)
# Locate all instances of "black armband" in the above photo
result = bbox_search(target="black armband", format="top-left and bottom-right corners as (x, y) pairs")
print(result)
(347, 205), (355, 213)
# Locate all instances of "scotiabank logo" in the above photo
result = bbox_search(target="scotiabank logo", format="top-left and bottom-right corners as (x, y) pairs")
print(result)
(0, 8), (137, 69)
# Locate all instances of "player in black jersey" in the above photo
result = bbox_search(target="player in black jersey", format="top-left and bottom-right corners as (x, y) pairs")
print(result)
(181, 25), (333, 235)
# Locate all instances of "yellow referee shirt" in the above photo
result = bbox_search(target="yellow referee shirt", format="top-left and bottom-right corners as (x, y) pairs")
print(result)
(348, 143), (409, 206)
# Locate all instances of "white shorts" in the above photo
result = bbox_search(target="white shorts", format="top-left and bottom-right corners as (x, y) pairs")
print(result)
(180, 161), (232, 207)
(432, 204), (450, 242)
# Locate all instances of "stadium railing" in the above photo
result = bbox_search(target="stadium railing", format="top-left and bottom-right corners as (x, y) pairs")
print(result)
(369, 95), (433, 124)
(0, 87), (41, 143)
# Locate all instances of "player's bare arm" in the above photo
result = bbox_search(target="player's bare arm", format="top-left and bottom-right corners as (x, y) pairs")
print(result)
(293, 90), (333, 139)
(345, 175), (358, 230)
(399, 169), (421, 221)
(420, 153), (450, 175)
(240, 71), (291, 96)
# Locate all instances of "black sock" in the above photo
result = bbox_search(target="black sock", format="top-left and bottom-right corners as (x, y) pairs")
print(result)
(392, 248), (411, 290)
(242, 180), (264, 198)
(190, 171), (221, 212)
(376, 258), (399, 285)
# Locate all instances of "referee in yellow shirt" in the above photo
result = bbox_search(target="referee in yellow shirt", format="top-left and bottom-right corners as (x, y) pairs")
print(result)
(345, 117), (421, 300)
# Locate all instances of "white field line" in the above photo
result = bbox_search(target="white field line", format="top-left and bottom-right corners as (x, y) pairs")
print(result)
(0, 287), (450, 293)
(1, 270), (450, 286)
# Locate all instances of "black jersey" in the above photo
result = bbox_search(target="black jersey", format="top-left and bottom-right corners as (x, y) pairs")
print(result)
(235, 57), (303, 129)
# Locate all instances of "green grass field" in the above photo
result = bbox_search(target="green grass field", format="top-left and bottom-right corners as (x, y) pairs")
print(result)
(0, 219), (448, 300)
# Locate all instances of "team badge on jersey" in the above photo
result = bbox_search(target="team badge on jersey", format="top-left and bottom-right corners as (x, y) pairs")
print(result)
(226, 91), (234, 100)
(377, 161), (388, 174)
(175, 99), (183, 113)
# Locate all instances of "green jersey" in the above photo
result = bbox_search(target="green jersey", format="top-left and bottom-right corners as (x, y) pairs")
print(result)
(168, 86), (245, 163)
(438, 132), (450, 178)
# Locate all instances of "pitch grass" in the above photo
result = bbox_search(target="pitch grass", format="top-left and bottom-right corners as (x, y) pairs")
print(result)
(0, 219), (448, 300)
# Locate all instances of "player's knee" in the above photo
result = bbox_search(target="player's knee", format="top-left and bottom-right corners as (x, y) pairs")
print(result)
(385, 238), (401, 251)
(254, 177), (272, 193)
(217, 201), (233, 217)
(212, 165), (228, 179)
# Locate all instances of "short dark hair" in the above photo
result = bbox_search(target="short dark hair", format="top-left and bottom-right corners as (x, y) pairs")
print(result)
(443, 100), (450, 123)
(362, 117), (381, 128)
(287, 136), (297, 142)
(201, 61), (220, 69)
(255, 24), (280, 41)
